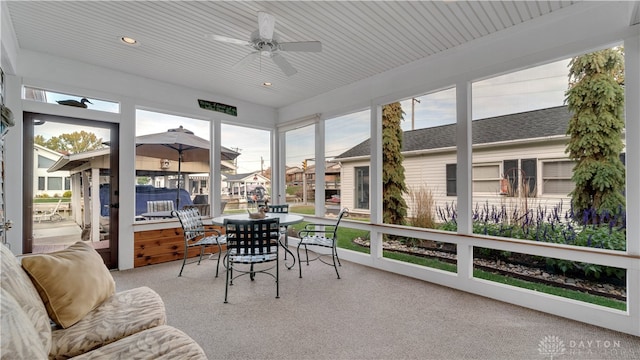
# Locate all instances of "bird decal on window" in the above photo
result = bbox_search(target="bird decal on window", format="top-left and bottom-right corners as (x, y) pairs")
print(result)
(56, 97), (92, 108)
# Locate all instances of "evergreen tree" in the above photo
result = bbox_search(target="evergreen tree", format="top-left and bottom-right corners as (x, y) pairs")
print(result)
(382, 102), (408, 225)
(565, 47), (626, 220)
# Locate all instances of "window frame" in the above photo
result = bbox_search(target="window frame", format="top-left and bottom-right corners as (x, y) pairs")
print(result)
(355, 166), (370, 210)
(472, 162), (501, 194)
(541, 159), (575, 196)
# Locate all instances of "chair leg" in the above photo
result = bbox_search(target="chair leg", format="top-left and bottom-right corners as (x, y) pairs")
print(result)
(215, 243), (222, 278)
(197, 246), (205, 265)
(178, 244), (188, 277)
(276, 254), (280, 299)
(332, 246), (341, 279)
(297, 244), (303, 278)
(283, 226), (288, 260)
(224, 256), (230, 303)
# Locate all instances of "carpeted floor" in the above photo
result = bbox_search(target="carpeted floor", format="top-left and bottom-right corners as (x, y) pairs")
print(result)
(111, 251), (640, 360)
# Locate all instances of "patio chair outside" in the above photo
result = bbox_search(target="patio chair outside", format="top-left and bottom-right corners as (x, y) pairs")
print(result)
(147, 200), (175, 213)
(223, 218), (280, 303)
(297, 208), (349, 279)
(33, 199), (63, 223)
(173, 208), (227, 277)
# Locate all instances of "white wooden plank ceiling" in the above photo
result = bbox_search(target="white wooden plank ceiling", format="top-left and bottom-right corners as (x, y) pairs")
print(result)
(6, 1), (579, 108)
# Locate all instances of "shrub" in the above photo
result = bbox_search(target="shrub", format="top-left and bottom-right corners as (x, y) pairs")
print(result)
(436, 201), (627, 280)
(408, 185), (436, 229)
(63, 191), (72, 198)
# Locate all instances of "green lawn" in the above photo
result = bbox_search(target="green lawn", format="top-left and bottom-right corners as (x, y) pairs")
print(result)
(229, 206), (626, 310)
(33, 198), (70, 203)
(474, 269), (626, 311)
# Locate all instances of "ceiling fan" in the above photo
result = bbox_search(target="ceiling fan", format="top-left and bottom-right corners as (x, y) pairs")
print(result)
(205, 11), (322, 76)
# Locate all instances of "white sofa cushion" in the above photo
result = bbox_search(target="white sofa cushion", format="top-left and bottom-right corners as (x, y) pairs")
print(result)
(50, 286), (167, 359)
(71, 325), (207, 360)
(0, 244), (52, 354)
(0, 288), (49, 359)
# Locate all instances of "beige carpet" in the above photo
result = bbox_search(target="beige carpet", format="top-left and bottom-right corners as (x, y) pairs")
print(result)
(111, 251), (640, 360)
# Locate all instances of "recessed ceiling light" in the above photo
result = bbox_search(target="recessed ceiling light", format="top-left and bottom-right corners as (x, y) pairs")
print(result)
(120, 36), (139, 46)
(262, 82), (272, 87)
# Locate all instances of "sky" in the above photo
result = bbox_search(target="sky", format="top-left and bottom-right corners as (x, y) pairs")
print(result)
(36, 57), (572, 173)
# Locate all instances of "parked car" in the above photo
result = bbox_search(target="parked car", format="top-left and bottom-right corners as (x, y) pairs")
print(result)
(329, 194), (340, 203)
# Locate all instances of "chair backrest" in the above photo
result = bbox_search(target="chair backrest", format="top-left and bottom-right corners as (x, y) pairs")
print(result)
(326, 208), (349, 239)
(174, 208), (205, 242)
(147, 200), (175, 213)
(51, 199), (63, 213)
(224, 218), (280, 257)
(267, 204), (289, 213)
(335, 208), (349, 226)
(183, 204), (210, 216)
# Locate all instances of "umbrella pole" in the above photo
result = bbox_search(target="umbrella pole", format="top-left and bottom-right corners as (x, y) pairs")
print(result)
(177, 151), (182, 208)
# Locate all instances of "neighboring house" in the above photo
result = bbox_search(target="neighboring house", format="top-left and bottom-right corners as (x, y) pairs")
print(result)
(335, 106), (626, 217)
(285, 166), (303, 186)
(301, 161), (341, 200)
(34, 144), (71, 197)
(223, 172), (271, 200)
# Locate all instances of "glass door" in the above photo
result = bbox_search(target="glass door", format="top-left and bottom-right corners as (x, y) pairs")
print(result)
(23, 112), (119, 268)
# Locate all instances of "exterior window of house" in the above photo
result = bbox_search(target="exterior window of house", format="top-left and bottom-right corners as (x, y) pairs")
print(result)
(355, 166), (369, 210)
(542, 160), (574, 195)
(503, 158), (537, 197)
(446, 163), (456, 196)
(47, 177), (63, 191)
(37, 155), (55, 169)
(64, 177), (71, 191)
(38, 177), (45, 191)
(521, 158), (537, 197)
(472, 163), (500, 193)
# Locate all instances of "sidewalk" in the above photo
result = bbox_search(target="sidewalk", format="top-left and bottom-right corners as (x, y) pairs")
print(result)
(32, 219), (82, 253)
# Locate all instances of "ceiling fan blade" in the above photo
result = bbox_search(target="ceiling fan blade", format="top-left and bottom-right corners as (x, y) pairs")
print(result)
(258, 11), (275, 41)
(279, 41), (322, 52)
(271, 53), (297, 76)
(232, 52), (260, 70)
(205, 34), (252, 46)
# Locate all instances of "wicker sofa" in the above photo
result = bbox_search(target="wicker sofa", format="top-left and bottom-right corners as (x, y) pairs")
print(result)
(0, 242), (206, 359)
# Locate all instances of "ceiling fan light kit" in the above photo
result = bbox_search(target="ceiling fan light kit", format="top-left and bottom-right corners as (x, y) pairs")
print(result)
(207, 11), (322, 76)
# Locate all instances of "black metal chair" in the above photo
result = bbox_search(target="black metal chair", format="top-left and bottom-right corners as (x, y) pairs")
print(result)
(223, 218), (280, 303)
(173, 208), (227, 277)
(267, 204), (290, 258)
(297, 208), (349, 279)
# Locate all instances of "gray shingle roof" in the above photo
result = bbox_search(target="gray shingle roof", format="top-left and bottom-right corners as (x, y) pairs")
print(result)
(335, 106), (571, 159)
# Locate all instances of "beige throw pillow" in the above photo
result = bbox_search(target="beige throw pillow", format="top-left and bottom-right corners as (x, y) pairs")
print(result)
(21, 241), (115, 328)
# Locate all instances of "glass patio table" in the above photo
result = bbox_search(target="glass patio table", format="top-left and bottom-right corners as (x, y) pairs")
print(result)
(208, 213), (303, 270)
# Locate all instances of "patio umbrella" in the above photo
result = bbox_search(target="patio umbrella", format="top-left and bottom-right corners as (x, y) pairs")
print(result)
(135, 126), (238, 208)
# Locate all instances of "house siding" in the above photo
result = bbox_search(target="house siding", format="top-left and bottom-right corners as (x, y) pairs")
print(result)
(340, 138), (578, 220)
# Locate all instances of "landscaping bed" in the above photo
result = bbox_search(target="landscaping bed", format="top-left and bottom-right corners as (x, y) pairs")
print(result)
(353, 238), (626, 302)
